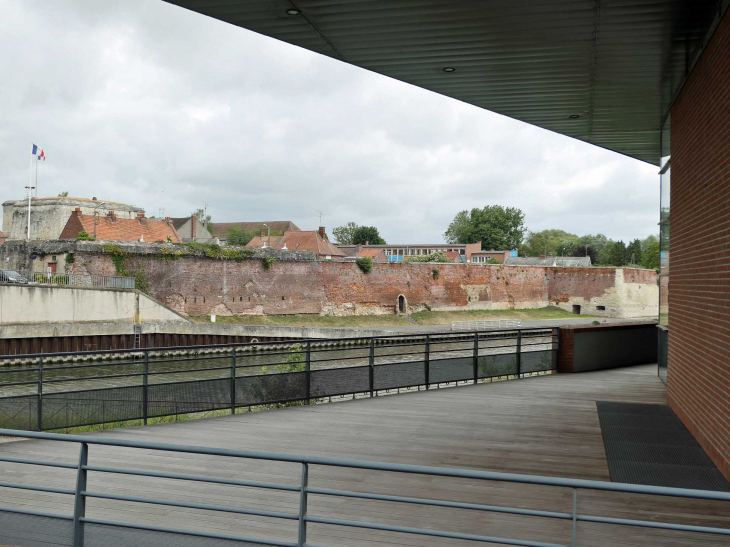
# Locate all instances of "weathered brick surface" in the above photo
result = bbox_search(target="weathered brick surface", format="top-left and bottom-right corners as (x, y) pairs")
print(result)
(668, 11), (730, 481)
(65, 250), (656, 319)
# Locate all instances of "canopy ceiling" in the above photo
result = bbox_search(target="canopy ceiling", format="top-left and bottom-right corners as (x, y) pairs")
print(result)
(165, 0), (724, 165)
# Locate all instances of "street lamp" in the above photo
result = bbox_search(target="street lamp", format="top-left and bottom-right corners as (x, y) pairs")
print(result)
(262, 223), (270, 248)
(92, 202), (107, 239)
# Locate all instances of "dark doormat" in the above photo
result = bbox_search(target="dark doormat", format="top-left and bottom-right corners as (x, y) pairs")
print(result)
(596, 401), (730, 491)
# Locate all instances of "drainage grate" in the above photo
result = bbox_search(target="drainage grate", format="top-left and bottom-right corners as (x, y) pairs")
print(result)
(596, 401), (730, 491)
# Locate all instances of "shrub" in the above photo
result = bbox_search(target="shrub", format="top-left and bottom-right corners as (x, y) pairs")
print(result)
(356, 256), (372, 273)
(65, 253), (75, 264)
(76, 230), (95, 241)
(404, 252), (451, 263)
(432, 268), (440, 279)
(263, 256), (276, 270)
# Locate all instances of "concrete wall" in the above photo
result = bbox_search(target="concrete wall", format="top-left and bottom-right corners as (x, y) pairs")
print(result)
(557, 323), (658, 373)
(667, 10), (730, 481)
(0, 284), (188, 325)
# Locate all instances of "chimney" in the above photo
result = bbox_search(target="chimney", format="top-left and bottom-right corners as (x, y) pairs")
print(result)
(318, 227), (326, 239)
(191, 214), (197, 240)
(365, 241), (369, 246)
(164, 216), (172, 225)
(490, 248), (495, 252)
(261, 229), (266, 237)
(73, 207), (81, 215)
(107, 210), (116, 221)
(540, 254), (546, 260)
(136, 213), (145, 218)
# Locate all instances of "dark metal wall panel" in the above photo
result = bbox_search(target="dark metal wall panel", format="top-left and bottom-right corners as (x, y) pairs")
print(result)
(165, 0), (724, 165)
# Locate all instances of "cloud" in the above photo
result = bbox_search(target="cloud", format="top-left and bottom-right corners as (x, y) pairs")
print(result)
(0, 0), (659, 243)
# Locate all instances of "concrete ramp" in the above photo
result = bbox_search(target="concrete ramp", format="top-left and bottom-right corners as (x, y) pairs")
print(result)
(0, 283), (189, 324)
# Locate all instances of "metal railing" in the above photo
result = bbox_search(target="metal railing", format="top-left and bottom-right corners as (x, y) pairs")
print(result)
(0, 328), (557, 431)
(452, 319), (521, 331)
(15, 269), (135, 289)
(0, 428), (727, 547)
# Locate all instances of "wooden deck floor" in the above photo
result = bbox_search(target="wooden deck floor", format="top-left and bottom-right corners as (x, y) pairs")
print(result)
(0, 365), (728, 547)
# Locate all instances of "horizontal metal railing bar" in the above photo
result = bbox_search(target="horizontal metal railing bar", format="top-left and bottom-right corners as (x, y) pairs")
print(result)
(0, 366), (41, 374)
(145, 354), (235, 364)
(305, 515), (566, 547)
(2, 429), (728, 502)
(42, 360), (143, 371)
(79, 516), (298, 547)
(82, 490), (299, 521)
(0, 380), (41, 387)
(0, 505), (74, 521)
(306, 487), (572, 520)
(0, 327), (559, 359)
(147, 365), (231, 376)
(41, 372), (143, 384)
(0, 455), (77, 470)
(578, 514), (730, 536)
(0, 479), (75, 496)
(84, 464), (301, 492)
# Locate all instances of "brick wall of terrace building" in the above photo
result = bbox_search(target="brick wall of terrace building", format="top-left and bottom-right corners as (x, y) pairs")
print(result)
(667, 10), (730, 480)
(62, 249), (657, 319)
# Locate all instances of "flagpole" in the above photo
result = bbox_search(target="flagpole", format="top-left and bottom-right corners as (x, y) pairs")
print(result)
(35, 155), (38, 197)
(27, 149), (33, 240)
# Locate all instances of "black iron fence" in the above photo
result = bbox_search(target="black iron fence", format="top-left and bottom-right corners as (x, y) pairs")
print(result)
(0, 328), (558, 431)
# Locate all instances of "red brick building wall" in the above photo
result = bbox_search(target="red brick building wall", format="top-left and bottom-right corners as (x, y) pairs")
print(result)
(667, 11), (730, 480)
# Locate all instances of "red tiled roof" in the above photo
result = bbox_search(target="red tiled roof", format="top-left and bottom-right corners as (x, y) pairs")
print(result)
(210, 221), (300, 238)
(444, 251), (463, 262)
(356, 248), (386, 260)
(247, 231), (345, 257)
(59, 211), (181, 243)
(0, 231), (6, 238)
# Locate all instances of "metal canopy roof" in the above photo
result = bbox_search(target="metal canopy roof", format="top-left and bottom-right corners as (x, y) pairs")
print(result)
(165, 0), (724, 165)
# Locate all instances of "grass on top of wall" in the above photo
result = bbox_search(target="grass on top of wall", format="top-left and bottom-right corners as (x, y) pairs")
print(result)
(190, 306), (586, 328)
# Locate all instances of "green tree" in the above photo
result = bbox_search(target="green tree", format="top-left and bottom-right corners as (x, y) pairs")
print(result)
(626, 239), (642, 265)
(58, 191), (69, 197)
(332, 222), (359, 245)
(609, 240), (628, 266)
(579, 234), (608, 255)
(641, 240), (660, 270)
(572, 245), (597, 265)
(352, 226), (386, 245)
(444, 206), (525, 250)
(227, 226), (255, 246)
(521, 229), (578, 256)
(597, 240), (615, 265)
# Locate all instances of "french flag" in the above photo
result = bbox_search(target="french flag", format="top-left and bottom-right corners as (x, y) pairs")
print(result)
(31, 144), (45, 161)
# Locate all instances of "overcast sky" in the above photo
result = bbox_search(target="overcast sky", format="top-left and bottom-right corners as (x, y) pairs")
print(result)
(0, 0), (659, 244)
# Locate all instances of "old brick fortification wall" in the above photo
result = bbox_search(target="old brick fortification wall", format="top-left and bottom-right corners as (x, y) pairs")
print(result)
(667, 10), (730, 480)
(56, 248), (656, 319)
(0, 240), (658, 318)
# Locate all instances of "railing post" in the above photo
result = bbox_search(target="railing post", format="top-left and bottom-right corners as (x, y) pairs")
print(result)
(572, 488), (577, 547)
(424, 335), (430, 390)
(368, 338), (375, 397)
(298, 462), (308, 547)
(143, 351), (149, 425)
(230, 347), (236, 415)
(516, 330), (522, 378)
(37, 356), (43, 432)
(73, 442), (89, 547)
(472, 332), (479, 384)
(305, 341), (311, 405)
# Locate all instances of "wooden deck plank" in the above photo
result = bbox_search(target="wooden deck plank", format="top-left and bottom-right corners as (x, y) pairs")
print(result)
(1, 365), (728, 547)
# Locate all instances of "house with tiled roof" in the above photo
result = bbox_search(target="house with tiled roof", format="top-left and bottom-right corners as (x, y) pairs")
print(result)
(247, 228), (344, 259)
(209, 220), (300, 244)
(356, 247), (388, 262)
(171, 215), (216, 243)
(59, 208), (182, 243)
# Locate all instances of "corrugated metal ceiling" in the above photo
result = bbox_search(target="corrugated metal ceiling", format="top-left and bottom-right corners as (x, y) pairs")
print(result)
(165, 0), (724, 165)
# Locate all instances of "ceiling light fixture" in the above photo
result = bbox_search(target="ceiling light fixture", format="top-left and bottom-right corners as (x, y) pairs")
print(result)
(442, 67), (456, 73)
(568, 114), (581, 119)
(286, 8), (301, 15)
